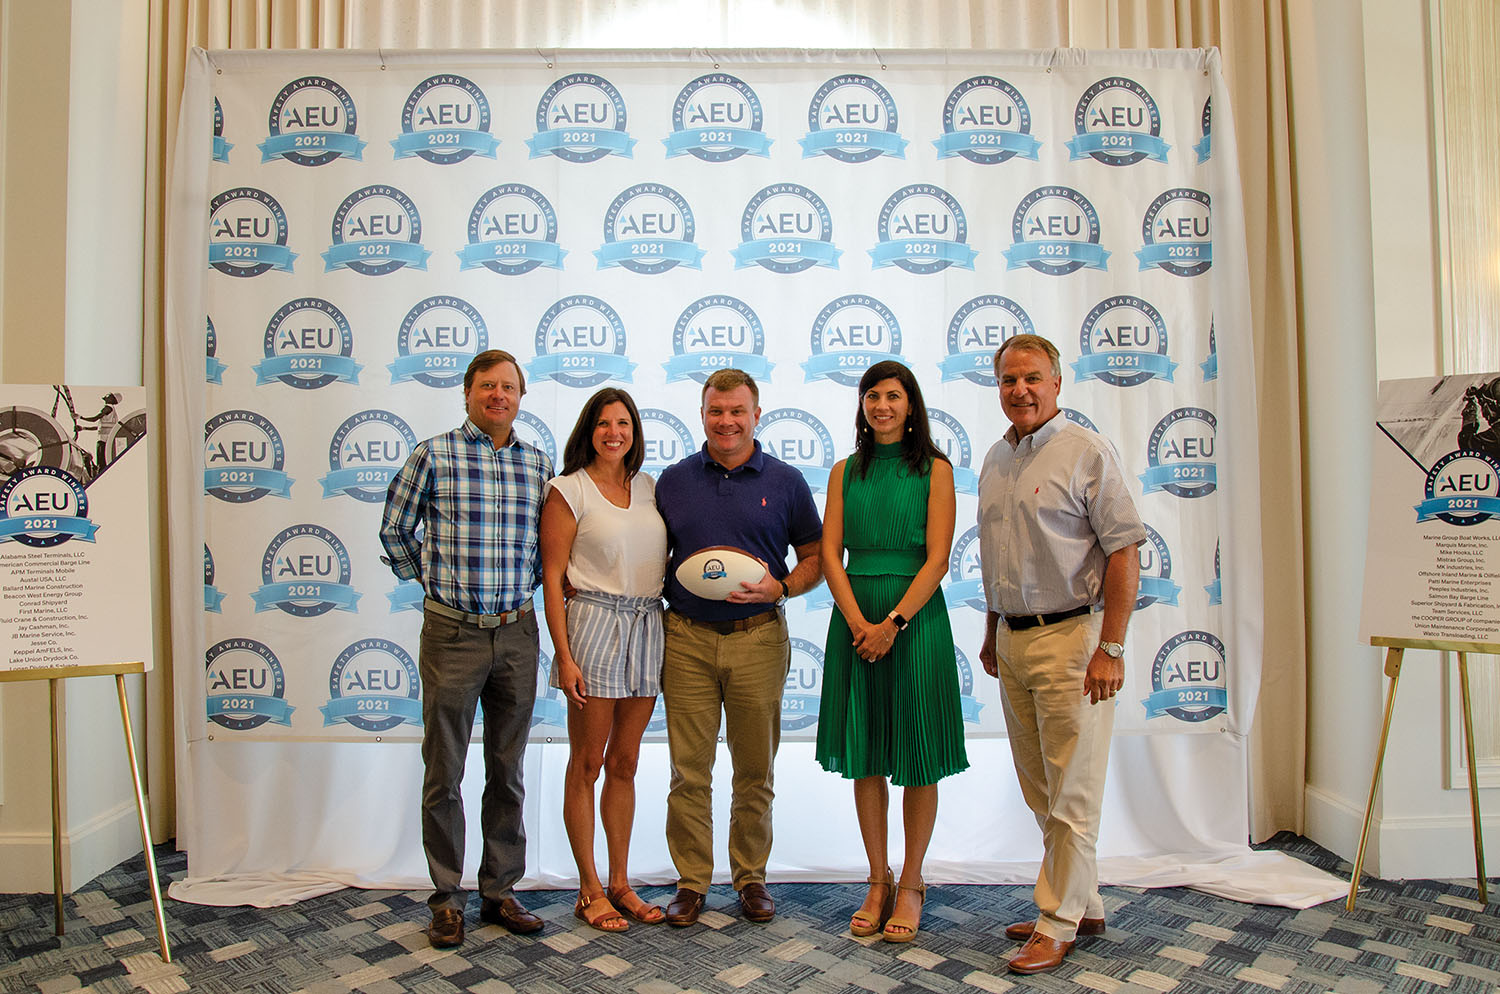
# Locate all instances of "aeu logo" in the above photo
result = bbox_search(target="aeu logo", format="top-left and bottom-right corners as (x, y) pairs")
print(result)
(951, 646), (985, 724)
(665, 73), (772, 161)
(1135, 522), (1183, 611)
(209, 188), (296, 277)
(934, 76), (1041, 163)
(204, 543), (225, 613)
(256, 297), (361, 388)
(597, 183), (705, 273)
(390, 296), (488, 388)
(940, 295), (1035, 385)
(392, 74), (498, 164)
(1196, 96), (1213, 163)
(321, 638), (422, 732)
(666, 296), (772, 383)
(527, 73), (636, 162)
(321, 409), (416, 502)
(205, 637), (293, 731)
(260, 76), (364, 166)
(1202, 320), (1218, 382)
(324, 185), (430, 275)
(1067, 77), (1169, 166)
(1141, 407), (1217, 498)
(532, 648), (569, 729)
(254, 523), (360, 617)
(0, 467), (96, 548)
(1137, 188), (1211, 276)
(1073, 295), (1176, 387)
(206, 316), (226, 384)
(871, 184), (977, 274)
(511, 411), (560, 468)
(804, 295), (902, 386)
(734, 183), (840, 273)
(1416, 450), (1500, 526)
(926, 408), (977, 495)
(800, 74), (907, 162)
(755, 409), (835, 492)
(204, 409), (292, 502)
(530, 295), (635, 388)
(943, 525), (986, 611)
(782, 637), (825, 732)
(212, 96), (233, 162)
(1004, 186), (1109, 275)
(1206, 538), (1223, 606)
(1144, 630), (1227, 723)
(639, 409), (696, 476)
(459, 184), (565, 275)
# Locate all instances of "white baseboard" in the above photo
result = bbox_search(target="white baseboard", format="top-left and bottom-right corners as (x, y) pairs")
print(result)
(0, 799), (146, 893)
(1305, 783), (1498, 880)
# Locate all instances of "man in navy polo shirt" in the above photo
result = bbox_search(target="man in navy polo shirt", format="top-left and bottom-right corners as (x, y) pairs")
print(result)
(655, 368), (823, 927)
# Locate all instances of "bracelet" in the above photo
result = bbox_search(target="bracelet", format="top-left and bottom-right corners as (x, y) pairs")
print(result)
(778, 578), (790, 600)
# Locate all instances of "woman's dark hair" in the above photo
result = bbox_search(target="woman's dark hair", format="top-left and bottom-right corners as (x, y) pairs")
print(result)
(561, 388), (645, 478)
(851, 360), (949, 478)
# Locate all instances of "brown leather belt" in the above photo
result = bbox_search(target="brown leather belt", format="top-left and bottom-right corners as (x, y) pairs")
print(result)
(670, 608), (779, 636)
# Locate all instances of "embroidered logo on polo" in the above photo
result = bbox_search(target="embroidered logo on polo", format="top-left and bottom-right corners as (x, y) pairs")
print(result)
(209, 188), (296, 276)
(1141, 407), (1217, 497)
(204, 544), (225, 612)
(1073, 295), (1176, 387)
(1138, 189), (1211, 276)
(532, 649), (568, 729)
(940, 295), (1034, 385)
(1063, 408), (1100, 432)
(925, 408), (978, 495)
(530, 295), (635, 388)
(639, 408), (696, 476)
(321, 639), (421, 732)
(321, 409), (415, 501)
(206, 316), (226, 383)
(943, 525), (986, 610)
(1206, 538), (1223, 605)
(0, 467), (96, 547)
(800, 74), (907, 162)
(1067, 77), (1169, 165)
(665, 73), (772, 161)
(1196, 96), (1212, 163)
(871, 184), (977, 273)
(782, 638), (824, 732)
(255, 298), (361, 388)
(324, 186), (429, 275)
(1415, 450), (1500, 525)
(206, 638), (293, 730)
(510, 411), (559, 467)
(204, 409), (293, 502)
(259, 76), (364, 165)
(933, 76), (1040, 163)
(254, 523), (359, 616)
(734, 183), (840, 272)
(666, 296), (773, 382)
(1136, 523), (1183, 610)
(527, 73), (636, 161)
(389, 296), (488, 387)
(596, 183), (704, 273)
(1144, 630), (1227, 722)
(459, 184), (565, 274)
(1202, 320), (1218, 381)
(1004, 186), (1108, 274)
(755, 409), (835, 492)
(951, 647), (985, 724)
(392, 74), (498, 164)
(212, 97), (232, 162)
(804, 295), (902, 385)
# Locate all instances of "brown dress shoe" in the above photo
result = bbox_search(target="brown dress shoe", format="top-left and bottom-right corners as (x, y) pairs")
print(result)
(738, 881), (775, 922)
(665, 887), (706, 927)
(427, 907), (464, 948)
(1004, 916), (1105, 940)
(480, 896), (544, 934)
(1008, 932), (1075, 974)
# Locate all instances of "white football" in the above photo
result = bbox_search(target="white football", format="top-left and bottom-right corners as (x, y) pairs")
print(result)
(675, 546), (768, 600)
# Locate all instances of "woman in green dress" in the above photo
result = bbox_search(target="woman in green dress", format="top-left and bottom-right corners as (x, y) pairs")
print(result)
(817, 360), (969, 943)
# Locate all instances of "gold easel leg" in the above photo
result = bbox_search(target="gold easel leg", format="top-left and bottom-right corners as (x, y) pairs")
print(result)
(50, 678), (64, 936)
(1348, 647), (1404, 912)
(1457, 654), (1488, 904)
(116, 674), (171, 962)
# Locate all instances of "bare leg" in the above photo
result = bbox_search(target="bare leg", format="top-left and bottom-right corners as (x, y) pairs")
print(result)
(852, 776), (892, 928)
(563, 697), (617, 896)
(887, 783), (938, 937)
(601, 696), (657, 893)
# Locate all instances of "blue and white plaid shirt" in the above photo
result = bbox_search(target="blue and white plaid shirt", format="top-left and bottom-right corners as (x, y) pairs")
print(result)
(380, 419), (554, 615)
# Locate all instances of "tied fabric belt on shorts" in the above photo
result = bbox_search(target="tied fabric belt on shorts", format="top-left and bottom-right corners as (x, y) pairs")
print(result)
(1003, 604), (1094, 632)
(424, 596), (534, 628)
(571, 591), (663, 694)
(670, 607), (779, 636)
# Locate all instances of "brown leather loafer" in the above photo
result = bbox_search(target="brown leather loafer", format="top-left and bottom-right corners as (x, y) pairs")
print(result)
(427, 907), (464, 948)
(480, 896), (544, 934)
(1004, 916), (1105, 940)
(1008, 932), (1075, 974)
(738, 881), (775, 923)
(665, 887), (706, 927)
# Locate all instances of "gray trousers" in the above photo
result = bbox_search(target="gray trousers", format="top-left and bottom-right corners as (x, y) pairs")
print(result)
(419, 606), (539, 912)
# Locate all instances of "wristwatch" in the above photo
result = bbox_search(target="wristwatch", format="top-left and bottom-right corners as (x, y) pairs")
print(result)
(1098, 640), (1124, 658)
(886, 610), (909, 632)
(778, 578), (790, 602)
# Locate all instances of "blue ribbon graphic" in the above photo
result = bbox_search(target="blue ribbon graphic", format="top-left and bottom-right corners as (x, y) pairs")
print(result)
(732, 239), (842, 270)
(1139, 462), (1216, 494)
(212, 136), (233, 162)
(1195, 134), (1212, 163)
(390, 130), (499, 158)
(1137, 575), (1182, 606)
(0, 517), (99, 542)
(456, 240), (567, 270)
(1413, 495), (1500, 521)
(801, 351), (903, 382)
(662, 353), (774, 382)
(258, 132), (367, 161)
(1201, 354), (1218, 382)
(387, 581), (425, 613)
(943, 579), (987, 610)
(1003, 241), (1110, 271)
(1136, 243), (1212, 270)
(527, 353), (637, 381)
(961, 695), (984, 724)
(1205, 577), (1222, 606)
(254, 355), (362, 385)
(321, 466), (397, 497)
(1071, 353), (1178, 382)
(525, 129), (636, 158)
(252, 582), (362, 613)
(663, 128), (773, 157)
(209, 243), (298, 272)
(322, 241), (431, 272)
(207, 695), (295, 725)
(204, 584), (226, 612)
(388, 353), (467, 384)
(594, 240), (706, 269)
(803, 581), (835, 611)
(1066, 132), (1171, 162)
(320, 696), (423, 726)
(1142, 686), (1227, 719)
(206, 356), (227, 383)
(937, 353), (996, 382)
(931, 131), (1041, 159)
(951, 466), (978, 495)
(795, 466), (831, 492)
(868, 240), (978, 270)
(531, 696), (569, 728)
(798, 129), (909, 158)
(204, 467), (294, 497)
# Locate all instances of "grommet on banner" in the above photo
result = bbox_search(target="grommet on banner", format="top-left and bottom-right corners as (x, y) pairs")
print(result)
(707, 48), (721, 69)
(537, 48), (553, 69)
(874, 48), (887, 70)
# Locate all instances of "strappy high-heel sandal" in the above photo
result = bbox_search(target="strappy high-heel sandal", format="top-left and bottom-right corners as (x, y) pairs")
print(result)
(849, 867), (896, 937)
(882, 879), (926, 943)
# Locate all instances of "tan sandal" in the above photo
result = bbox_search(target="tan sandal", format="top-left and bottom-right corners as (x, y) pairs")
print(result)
(607, 884), (665, 924)
(850, 867), (896, 937)
(882, 880), (926, 943)
(573, 891), (628, 932)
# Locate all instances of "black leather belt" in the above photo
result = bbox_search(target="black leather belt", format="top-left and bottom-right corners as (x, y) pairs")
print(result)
(1004, 604), (1093, 632)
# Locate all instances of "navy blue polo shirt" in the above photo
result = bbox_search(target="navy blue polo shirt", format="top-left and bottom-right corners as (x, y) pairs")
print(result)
(656, 441), (822, 622)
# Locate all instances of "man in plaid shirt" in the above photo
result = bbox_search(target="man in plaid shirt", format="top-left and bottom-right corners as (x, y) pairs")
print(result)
(381, 349), (554, 949)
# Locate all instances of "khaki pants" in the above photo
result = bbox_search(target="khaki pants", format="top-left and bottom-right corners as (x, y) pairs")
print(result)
(994, 612), (1112, 942)
(661, 609), (790, 893)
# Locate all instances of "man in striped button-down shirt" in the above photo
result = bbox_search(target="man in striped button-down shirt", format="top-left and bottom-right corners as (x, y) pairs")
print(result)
(381, 349), (554, 949)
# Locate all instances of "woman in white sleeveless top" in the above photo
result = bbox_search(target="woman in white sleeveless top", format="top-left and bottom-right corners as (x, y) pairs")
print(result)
(539, 387), (667, 932)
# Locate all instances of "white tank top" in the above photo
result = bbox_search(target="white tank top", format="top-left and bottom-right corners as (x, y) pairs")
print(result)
(545, 470), (667, 598)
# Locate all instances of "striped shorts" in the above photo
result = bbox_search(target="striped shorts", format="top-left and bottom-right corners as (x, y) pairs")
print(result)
(553, 590), (665, 699)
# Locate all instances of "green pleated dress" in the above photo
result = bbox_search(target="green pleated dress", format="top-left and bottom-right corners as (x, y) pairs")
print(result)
(816, 442), (970, 787)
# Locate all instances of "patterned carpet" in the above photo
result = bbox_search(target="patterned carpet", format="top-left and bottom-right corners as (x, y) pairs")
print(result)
(1, 835), (1496, 993)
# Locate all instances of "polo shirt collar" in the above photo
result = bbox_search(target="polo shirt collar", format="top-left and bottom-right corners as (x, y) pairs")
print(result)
(697, 439), (765, 473)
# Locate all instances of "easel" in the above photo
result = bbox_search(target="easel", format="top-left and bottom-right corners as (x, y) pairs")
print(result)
(1347, 636), (1494, 912)
(0, 662), (170, 961)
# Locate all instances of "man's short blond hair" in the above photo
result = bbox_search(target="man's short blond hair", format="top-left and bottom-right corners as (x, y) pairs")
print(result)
(701, 368), (760, 404)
